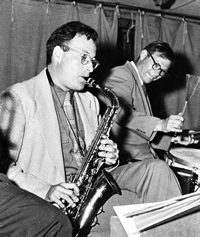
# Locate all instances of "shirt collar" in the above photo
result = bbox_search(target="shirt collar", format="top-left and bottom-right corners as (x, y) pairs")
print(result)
(53, 84), (66, 105)
(130, 61), (143, 86)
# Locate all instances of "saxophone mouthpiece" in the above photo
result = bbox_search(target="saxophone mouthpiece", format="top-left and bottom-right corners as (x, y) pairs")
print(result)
(86, 78), (100, 89)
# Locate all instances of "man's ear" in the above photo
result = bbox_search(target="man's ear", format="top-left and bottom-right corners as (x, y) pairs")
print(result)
(52, 46), (64, 63)
(140, 49), (148, 61)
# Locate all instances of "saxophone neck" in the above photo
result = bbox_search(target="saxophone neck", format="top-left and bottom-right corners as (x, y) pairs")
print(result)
(86, 78), (119, 110)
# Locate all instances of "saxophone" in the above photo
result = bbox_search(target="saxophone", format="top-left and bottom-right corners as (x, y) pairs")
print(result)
(64, 78), (121, 237)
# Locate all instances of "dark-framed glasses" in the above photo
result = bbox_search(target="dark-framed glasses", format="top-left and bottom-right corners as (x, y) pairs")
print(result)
(62, 45), (100, 69)
(147, 50), (168, 77)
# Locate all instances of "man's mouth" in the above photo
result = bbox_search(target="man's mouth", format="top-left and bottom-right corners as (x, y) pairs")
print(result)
(82, 76), (90, 82)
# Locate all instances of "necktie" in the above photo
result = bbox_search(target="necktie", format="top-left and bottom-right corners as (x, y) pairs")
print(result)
(63, 92), (83, 166)
(142, 84), (147, 97)
(63, 92), (77, 133)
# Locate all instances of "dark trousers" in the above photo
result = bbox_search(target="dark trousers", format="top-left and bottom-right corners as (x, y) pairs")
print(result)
(0, 173), (72, 237)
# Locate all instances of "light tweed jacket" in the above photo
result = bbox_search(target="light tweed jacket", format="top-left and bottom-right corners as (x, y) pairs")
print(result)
(0, 68), (100, 199)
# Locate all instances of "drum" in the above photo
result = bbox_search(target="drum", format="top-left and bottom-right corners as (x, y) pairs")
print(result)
(165, 147), (200, 194)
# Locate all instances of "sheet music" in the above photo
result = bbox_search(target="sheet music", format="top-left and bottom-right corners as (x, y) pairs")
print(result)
(114, 191), (200, 236)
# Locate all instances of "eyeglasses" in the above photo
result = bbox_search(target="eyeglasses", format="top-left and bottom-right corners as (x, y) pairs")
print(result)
(147, 50), (168, 77)
(62, 45), (100, 69)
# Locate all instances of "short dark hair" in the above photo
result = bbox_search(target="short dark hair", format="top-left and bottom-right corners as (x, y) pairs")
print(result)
(46, 21), (98, 65)
(144, 41), (174, 63)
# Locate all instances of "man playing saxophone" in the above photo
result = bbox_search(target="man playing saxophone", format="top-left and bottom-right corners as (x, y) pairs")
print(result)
(0, 21), (182, 237)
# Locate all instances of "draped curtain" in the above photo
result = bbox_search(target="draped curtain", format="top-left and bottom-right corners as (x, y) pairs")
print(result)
(1, 0), (200, 129)
(134, 11), (200, 130)
(0, 0), (118, 91)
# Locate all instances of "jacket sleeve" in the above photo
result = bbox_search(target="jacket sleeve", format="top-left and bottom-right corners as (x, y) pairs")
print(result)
(0, 89), (52, 199)
(102, 66), (171, 150)
(0, 89), (25, 162)
(102, 67), (159, 139)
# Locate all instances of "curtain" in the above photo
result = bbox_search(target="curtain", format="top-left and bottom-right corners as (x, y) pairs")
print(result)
(0, 0), (118, 91)
(134, 11), (200, 130)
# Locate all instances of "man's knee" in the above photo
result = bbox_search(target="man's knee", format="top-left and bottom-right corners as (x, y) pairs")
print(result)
(144, 159), (170, 173)
(33, 205), (73, 236)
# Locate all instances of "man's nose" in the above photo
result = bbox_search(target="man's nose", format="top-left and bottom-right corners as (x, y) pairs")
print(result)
(153, 69), (161, 77)
(86, 61), (94, 73)
(152, 71), (162, 80)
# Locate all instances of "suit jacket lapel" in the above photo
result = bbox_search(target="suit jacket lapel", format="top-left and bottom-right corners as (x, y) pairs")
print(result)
(33, 70), (98, 176)
(34, 69), (65, 178)
(74, 92), (99, 149)
(126, 62), (153, 115)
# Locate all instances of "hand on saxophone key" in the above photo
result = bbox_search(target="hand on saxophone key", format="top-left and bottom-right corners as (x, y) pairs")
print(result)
(45, 182), (79, 209)
(98, 135), (119, 166)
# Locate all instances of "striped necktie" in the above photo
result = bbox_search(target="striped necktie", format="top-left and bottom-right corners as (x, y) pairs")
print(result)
(63, 92), (83, 166)
(63, 92), (77, 133)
